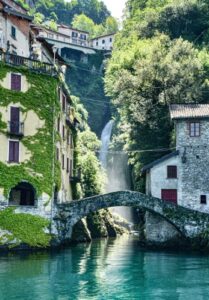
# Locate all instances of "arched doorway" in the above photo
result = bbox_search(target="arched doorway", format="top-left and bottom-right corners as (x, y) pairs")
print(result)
(9, 182), (36, 206)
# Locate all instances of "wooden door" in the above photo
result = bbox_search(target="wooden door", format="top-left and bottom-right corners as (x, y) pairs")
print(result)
(161, 189), (177, 204)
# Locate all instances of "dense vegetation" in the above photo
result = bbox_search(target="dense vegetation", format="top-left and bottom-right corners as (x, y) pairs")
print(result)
(0, 208), (51, 248)
(105, 0), (209, 190)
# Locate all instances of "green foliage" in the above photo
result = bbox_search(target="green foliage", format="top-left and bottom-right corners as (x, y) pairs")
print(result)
(105, 0), (209, 191)
(72, 13), (118, 38)
(0, 65), (61, 197)
(0, 208), (51, 248)
(32, 0), (111, 25)
(65, 52), (110, 135)
(76, 129), (106, 198)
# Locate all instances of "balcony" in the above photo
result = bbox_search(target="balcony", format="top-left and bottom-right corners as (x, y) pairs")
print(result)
(0, 51), (56, 76)
(7, 121), (24, 137)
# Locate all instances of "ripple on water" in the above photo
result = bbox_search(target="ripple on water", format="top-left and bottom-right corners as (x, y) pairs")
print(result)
(0, 237), (209, 300)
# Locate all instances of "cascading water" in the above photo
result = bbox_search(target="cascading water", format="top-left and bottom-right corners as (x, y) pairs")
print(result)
(99, 120), (114, 168)
(100, 120), (135, 223)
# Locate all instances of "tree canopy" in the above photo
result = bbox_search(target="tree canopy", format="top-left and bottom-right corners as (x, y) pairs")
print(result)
(105, 0), (209, 191)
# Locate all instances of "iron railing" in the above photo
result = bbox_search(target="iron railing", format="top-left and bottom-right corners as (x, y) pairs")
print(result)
(8, 121), (24, 136)
(0, 51), (56, 76)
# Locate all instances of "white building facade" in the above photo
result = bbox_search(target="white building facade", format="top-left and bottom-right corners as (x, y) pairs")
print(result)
(91, 33), (115, 51)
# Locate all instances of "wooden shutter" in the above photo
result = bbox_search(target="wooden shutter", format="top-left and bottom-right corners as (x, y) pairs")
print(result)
(10, 107), (20, 134)
(11, 74), (21, 91)
(9, 141), (19, 163)
(70, 159), (73, 176)
(67, 158), (69, 173)
(161, 189), (177, 204)
(62, 94), (66, 112)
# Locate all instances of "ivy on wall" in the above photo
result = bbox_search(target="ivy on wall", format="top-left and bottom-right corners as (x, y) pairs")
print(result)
(0, 65), (61, 198)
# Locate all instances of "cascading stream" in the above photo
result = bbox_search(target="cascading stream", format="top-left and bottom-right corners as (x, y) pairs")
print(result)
(99, 120), (134, 223)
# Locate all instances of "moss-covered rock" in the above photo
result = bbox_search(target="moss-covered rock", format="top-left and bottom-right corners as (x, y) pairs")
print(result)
(0, 208), (51, 249)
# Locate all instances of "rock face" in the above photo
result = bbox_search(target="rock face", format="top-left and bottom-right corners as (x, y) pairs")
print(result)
(71, 209), (129, 243)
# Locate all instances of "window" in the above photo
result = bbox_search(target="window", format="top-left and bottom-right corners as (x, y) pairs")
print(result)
(67, 158), (69, 173)
(67, 132), (70, 145)
(62, 94), (66, 112)
(200, 195), (207, 205)
(102, 39), (105, 44)
(167, 166), (177, 179)
(10, 107), (20, 134)
(57, 117), (60, 132)
(161, 189), (177, 204)
(110, 37), (112, 42)
(189, 122), (200, 137)
(62, 154), (65, 169)
(70, 159), (73, 176)
(11, 73), (21, 91)
(9, 141), (19, 163)
(56, 148), (59, 160)
(11, 26), (16, 39)
(72, 32), (78, 37)
(96, 42), (98, 46)
(62, 125), (65, 139)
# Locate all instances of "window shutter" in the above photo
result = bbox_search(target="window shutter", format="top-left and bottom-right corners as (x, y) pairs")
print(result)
(9, 141), (19, 163)
(67, 158), (69, 173)
(10, 107), (20, 134)
(62, 94), (66, 112)
(11, 74), (21, 91)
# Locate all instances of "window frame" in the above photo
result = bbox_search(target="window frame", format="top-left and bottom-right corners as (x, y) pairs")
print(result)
(11, 73), (21, 91)
(167, 165), (177, 179)
(189, 121), (200, 137)
(8, 140), (19, 163)
(11, 26), (16, 39)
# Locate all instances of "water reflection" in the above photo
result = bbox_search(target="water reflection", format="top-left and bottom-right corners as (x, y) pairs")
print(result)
(0, 237), (209, 300)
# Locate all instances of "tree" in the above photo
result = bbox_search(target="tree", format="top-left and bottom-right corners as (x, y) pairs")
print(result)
(72, 14), (95, 37)
(104, 16), (118, 34)
(105, 33), (209, 190)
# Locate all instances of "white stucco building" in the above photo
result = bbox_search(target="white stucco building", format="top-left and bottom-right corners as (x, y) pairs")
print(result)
(90, 33), (115, 51)
(142, 104), (209, 213)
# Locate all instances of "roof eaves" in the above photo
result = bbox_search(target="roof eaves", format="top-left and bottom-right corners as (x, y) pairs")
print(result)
(141, 150), (179, 173)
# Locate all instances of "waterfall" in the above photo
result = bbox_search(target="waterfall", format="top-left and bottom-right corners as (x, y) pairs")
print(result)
(99, 120), (114, 168)
(100, 120), (134, 223)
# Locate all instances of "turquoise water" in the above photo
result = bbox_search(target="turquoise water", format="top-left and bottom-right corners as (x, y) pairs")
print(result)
(0, 237), (209, 300)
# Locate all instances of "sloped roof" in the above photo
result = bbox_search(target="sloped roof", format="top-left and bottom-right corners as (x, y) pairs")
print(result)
(170, 104), (209, 120)
(141, 151), (179, 173)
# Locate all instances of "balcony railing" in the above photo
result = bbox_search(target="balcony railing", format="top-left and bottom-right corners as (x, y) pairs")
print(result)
(0, 51), (56, 76)
(7, 121), (24, 137)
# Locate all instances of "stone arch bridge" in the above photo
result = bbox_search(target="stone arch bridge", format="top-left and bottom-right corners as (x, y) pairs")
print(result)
(54, 191), (209, 245)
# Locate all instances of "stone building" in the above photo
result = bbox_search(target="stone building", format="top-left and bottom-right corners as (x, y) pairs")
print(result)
(0, 0), (33, 57)
(142, 104), (209, 213)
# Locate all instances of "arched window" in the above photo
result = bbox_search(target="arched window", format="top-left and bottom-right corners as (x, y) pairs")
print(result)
(9, 182), (36, 206)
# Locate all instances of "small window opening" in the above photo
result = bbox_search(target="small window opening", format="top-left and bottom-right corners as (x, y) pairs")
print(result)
(200, 195), (207, 205)
(167, 166), (177, 179)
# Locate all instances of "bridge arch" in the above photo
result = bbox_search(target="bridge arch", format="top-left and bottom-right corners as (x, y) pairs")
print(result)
(54, 191), (209, 242)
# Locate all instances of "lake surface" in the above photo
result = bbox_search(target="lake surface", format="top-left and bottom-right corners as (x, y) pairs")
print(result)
(0, 236), (209, 300)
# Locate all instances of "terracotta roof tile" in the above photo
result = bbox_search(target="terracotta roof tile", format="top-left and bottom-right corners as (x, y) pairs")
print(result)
(170, 104), (209, 119)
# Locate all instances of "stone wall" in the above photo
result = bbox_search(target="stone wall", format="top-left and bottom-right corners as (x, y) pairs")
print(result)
(176, 120), (209, 213)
